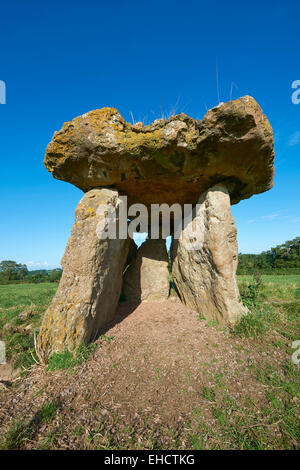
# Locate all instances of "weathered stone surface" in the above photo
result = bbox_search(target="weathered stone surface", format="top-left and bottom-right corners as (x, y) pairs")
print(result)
(37, 188), (132, 360)
(44, 96), (274, 209)
(123, 239), (170, 302)
(172, 184), (247, 325)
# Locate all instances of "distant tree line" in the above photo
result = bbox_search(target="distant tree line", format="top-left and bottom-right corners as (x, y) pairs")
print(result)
(237, 237), (300, 275)
(0, 260), (62, 284)
(1, 237), (299, 284)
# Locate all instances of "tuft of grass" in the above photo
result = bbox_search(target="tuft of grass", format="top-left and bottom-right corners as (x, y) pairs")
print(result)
(47, 350), (77, 371)
(47, 343), (97, 371)
(0, 420), (33, 450)
(202, 386), (216, 401)
(37, 401), (59, 424)
(196, 314), (206, 321)
(0, 402), (59, 450)
(239, 271), (263, 310)
(235, 272), (276, 338)
(234, 306), (274, 338)
(100, 334), (114, 344)
(207, 319), (218, 327)
(39, 430), (58, 450)
(76, 343), (97, 362)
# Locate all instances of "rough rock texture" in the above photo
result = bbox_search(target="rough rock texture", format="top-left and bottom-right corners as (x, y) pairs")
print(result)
(37, 188), (132, 360)
(44, 96), (274, 209)
(172, 184), (246, 325)
(123, 239), (170, 302)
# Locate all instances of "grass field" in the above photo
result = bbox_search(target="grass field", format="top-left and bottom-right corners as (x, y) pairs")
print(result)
(0, 283), (57, 368)
(238, 275), (300, 301)
(0, 275), (299, 450)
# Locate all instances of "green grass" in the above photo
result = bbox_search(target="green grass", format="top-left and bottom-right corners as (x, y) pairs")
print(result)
(0, 282), (57, 313)
(37, 401), (59, 423)
(238, 274), (300, 301)
(39, 430), (59, 450)
(47, 344), (97, 371)
(233, 305), (274, 338)
(202, 386), (216, 401)
(0, 282), (98, 371)
(238, 274), (300, 286)
(100, 334), (114, 343)
(235, 273), (300, 338)
(0, 282), (58, 369)
(47, 350), (77, 371)
(0, 401), (59, 449)
(0, 420), (33, 450)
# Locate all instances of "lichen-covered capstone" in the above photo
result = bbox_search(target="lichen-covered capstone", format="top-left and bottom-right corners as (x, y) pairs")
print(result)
(44, 96), (274, 209)
(123, 239), (170, 302)
(37, 188), (132, 360)
(172, 184), (247, 325)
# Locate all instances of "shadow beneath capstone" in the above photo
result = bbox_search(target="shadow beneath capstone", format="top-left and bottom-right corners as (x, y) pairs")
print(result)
(96, 235), (183, 339)
(95, 301), (141, 338)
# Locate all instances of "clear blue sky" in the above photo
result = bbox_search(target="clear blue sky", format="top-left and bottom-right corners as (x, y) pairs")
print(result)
(0, 0), (299, 269)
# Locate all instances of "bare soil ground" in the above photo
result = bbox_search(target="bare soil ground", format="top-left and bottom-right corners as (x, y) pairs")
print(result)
(1, 297), (297, 450)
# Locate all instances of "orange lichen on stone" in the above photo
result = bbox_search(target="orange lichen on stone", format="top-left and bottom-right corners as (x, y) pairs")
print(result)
(43, 96), (275, 208)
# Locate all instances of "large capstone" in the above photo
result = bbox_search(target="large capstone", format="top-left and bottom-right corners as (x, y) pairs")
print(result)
(123, 238), (170, 302)
(37, 188), (132, 360)
(44, 96), (274, 210)
(172, 184), (247, 325)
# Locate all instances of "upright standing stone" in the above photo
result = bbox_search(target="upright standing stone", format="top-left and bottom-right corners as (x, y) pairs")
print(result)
(123, 238), (170, 302)
(172, 184), (246, 325)
(37, 188), (132, 360)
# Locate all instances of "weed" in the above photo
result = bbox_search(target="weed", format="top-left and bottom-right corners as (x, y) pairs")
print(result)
(0, 420), (32, 450)
(100, 335), (114, 343)
(239, 271), (263, 309)
(207, 319), (218, 327)
(47, 350), (77, 371)
(47, 344), (97, 371)
(39, 430), (58, 450)
(234, 306), (273, 338)
(202, 386), (216, 401)
(37, 401), (59, 423)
